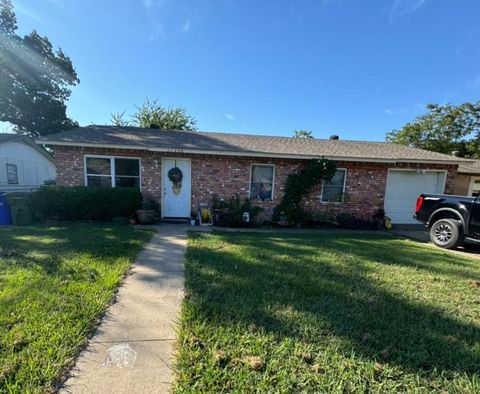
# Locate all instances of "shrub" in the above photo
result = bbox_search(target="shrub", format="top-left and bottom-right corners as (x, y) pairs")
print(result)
(140, 198), (160, 211)
(372, 208), (386, 229)
(336, 212), (379, 230)
(214, 195), (263, 227)
(29, 186), (143, 222)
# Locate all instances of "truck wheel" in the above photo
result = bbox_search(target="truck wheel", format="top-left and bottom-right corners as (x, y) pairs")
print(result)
(430, 219), (463, 249)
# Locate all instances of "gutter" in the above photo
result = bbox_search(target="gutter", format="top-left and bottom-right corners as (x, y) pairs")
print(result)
(35, 139), (473, 166)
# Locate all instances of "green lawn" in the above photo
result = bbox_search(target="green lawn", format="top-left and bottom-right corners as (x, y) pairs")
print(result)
(176, 232), (480, 393)
(0, 225), (153, 393)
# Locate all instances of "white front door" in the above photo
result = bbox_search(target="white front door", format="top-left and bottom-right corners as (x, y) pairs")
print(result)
(162, 158), (191, 218)
(384, 170), (446, 224)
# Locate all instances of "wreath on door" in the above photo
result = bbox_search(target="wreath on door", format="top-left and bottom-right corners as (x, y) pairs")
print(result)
(168, 164), (183, 195)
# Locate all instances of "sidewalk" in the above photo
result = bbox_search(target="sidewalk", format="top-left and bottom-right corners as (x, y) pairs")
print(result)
(60, 225), (188, 394)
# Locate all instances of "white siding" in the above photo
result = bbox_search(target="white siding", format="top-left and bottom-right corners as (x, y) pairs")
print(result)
(0, 141), (56, 192)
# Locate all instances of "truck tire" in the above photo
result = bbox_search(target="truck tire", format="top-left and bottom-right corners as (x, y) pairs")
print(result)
(429, 219), (464, 249)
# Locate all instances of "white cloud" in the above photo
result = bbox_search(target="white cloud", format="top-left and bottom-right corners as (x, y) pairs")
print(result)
(142, 0), (168, 41)
(225, 113), (236, 122)
(389, 0), (428, 23)
(181, 18), (191, 33)
(143, 0), (192, 41)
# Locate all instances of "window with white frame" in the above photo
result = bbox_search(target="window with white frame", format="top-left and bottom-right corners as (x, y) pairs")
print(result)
(6, 163), (18, 184)
(471, 179), (480, 197)
(321, 169), (346, 202)
(250, 164), (274, 200)
(85, 156), (140, 188)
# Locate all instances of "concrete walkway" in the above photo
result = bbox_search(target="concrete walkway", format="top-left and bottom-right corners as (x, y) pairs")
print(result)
(61, 225), (188, 394)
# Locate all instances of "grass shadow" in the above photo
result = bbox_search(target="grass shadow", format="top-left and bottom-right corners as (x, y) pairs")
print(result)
(182, 232), (480, 387)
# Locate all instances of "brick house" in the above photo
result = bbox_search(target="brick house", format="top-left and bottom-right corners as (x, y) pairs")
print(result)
(37, 126), (471, 224)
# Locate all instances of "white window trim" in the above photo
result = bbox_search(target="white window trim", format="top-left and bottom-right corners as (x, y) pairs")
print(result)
(249, 163), (275, 201)
(6, 163), (18, 185)
(468, 176), (480, 196)
(320, 168), (347, 203)
(83, 155), (142, 190)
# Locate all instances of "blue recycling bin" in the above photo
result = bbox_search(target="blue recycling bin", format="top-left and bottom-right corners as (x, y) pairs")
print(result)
(0, 193), (12, 225)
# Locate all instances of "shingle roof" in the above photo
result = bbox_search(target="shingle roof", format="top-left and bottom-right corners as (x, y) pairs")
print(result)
(36, 125), (472, 164)
(458, 160), (480, 175)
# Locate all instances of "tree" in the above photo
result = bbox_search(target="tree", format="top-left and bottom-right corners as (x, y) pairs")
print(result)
(110, 111), (130, 127)
(111, 99), (197, 131)
(386, 102), (480, 157)
(293, 129), (313, 139)
(0, 0), (79, 137)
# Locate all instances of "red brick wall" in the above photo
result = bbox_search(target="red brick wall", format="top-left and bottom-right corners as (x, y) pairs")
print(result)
(53, 146), (458, 219)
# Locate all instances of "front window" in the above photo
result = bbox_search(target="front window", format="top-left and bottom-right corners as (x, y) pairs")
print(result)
(321, 169), (346, 202)
(115, 158), (140, 188)
(6, 163), (18, 184)
(250, 164), (274, 200)
(86, 157), (111, 187)
(85, 156), (140, 188)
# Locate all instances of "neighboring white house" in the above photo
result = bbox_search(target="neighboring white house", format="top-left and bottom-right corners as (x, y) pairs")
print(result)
(0, 133), (56, 192)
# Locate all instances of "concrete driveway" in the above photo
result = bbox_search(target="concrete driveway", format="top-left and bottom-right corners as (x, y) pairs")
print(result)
(392, 224), (480, 260)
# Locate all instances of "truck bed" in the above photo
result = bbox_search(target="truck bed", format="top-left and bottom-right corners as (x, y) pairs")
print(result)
(414, 194), (475, 225)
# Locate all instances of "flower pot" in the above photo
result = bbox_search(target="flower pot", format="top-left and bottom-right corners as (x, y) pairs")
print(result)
(137, 209), (156, 224)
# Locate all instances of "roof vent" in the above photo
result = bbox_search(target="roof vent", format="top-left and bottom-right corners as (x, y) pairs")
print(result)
(329, 135), (339, 140)
(149, 124), (160, 129)
(451, 150), (459, 157)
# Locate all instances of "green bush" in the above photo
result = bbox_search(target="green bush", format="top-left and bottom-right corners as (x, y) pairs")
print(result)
(335, 210), (386, 230)
(140, 198), (160, 211)
(213, 195), (263, 227)
(29, 186), (143, 222)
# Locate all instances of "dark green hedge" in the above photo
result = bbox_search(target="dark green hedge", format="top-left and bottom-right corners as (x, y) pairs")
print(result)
(29, 186), (143, 221)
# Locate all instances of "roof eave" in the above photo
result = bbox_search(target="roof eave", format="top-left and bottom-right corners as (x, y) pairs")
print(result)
(457, 169), (480, 175)
(35, 139), (467, 166)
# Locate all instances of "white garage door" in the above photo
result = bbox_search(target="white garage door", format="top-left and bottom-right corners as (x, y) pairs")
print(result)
(384, 170), (446, 224)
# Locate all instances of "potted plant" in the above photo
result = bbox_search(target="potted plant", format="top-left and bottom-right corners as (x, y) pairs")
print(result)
(277, 211), (290, 227)
(137, 199), (159, 224)
(190, 211), (197, 226)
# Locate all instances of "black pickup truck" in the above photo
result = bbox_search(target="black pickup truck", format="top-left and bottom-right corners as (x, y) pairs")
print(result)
(414, 194), (480, 249)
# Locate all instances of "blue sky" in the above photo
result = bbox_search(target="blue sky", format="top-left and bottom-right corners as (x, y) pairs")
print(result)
(8, 0), (480, 140)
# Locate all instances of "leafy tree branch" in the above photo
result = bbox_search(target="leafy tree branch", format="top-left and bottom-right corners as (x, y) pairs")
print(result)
(0, 0), (79, 136)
